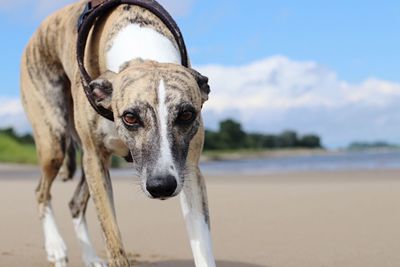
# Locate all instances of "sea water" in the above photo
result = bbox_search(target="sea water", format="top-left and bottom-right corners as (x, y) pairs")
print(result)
(3, 150), (400, 179)
(199, 150), (400, 175)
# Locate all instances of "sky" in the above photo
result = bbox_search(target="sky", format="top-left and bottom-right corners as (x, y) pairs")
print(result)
(0, 0), (399, 148)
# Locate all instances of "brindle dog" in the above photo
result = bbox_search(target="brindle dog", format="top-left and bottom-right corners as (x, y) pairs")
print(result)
(20, 1), (216, 267)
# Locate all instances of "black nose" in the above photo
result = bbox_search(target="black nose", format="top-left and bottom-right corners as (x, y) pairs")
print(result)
(146, 175), (177, 198)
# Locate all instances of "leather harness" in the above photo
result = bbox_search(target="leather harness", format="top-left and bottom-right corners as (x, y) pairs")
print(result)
(76, 0), (189, 122)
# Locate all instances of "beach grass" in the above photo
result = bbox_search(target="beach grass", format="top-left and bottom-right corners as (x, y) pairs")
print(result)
(0, 133), (37, 164)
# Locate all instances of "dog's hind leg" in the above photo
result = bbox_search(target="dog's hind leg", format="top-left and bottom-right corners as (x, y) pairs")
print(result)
(21, 50), (71, 267)
(58, 139), (77, 182)
(30, 123), (69, 267)
(180, 167), (216, 267)
(29, 111), (69, 267)
(69, 160), (108, 267)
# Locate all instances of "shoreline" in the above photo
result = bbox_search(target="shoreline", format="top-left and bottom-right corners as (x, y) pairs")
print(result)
(201, 148), (328, 162)
(201, 147), (400, 162)
(1, 147), (400, 167)
(1, 163), (400, 183)
(2, 148), (400, 180)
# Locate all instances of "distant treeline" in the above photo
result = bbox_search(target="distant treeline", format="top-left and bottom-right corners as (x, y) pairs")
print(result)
(0, 128), (37, 164)
(204, 119), (322, 151)
(0, 128), (34, 145)
(348, 141), (399, 150)
(1, 120), (322, 154)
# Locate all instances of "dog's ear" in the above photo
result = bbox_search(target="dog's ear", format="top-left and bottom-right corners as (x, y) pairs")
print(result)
(188, 68), (210, 104)
(89, 71), (116, 110)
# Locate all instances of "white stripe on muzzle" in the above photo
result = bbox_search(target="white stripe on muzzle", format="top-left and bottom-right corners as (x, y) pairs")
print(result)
(157, 80), (179, 178)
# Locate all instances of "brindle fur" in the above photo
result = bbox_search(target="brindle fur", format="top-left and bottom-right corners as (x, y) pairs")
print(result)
(21, 1), (212, 267)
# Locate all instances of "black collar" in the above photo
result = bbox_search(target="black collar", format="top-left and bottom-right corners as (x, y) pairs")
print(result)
(76, 0), (189, 121)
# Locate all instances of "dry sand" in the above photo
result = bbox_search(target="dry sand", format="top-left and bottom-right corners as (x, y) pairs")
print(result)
(1, 166), (400, 267)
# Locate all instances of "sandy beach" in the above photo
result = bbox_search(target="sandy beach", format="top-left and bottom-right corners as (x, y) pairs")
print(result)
(1, 166), (400, 267)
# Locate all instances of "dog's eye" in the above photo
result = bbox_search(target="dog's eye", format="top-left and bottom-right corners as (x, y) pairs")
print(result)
(176, 111), (196, 125)
(122, 112), (142, 128)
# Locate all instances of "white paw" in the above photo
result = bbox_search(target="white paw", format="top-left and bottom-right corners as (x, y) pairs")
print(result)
(45, 240), (68, 267)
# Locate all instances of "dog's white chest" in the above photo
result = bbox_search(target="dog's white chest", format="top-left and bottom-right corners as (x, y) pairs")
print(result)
(106, 24), (181, 72)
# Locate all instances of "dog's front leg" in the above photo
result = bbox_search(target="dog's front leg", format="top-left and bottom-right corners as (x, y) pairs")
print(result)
(83, 149), (130, 267)
(180, 167), (216, 267)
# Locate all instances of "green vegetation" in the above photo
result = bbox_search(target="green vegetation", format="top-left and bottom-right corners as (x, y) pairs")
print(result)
(0, 128), (34, 145)
(0, 120), (323, 165)
(0, 129), (37, 164)
(204, 119), (322, 151)
(111, 155), (122, 168)
(348, 141), (399, 150)
(0, 127), (124, 167)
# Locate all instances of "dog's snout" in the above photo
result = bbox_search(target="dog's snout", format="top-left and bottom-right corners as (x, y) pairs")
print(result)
(146, 175), (177, 198)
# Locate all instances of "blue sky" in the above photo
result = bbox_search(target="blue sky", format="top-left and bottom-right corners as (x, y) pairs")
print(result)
(183, 0), (400, 83)
(0, 0), (399, 147)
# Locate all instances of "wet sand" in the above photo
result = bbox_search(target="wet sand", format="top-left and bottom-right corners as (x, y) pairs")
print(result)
(1, 166), (400, 267)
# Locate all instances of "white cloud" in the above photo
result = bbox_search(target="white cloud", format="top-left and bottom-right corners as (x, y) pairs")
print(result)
(158, 0), (195, 17)
(0, 0), (194, 19)
(0, 97), (23, 116)
(0, 0), (72, 17)
(197, 56), (400, 147)
(0, 97), (30, 134)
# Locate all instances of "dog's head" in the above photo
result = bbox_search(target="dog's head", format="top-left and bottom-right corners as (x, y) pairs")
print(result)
(89, 59), (210, 199)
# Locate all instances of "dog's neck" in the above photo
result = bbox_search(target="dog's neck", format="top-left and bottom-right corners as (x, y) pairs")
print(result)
(106, 23), (181, 73)
(87, 5), (183, 76)
(94, 5), (182, 73)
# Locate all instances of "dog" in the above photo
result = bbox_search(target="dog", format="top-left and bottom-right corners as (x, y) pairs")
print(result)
(20, 1), (216, 266)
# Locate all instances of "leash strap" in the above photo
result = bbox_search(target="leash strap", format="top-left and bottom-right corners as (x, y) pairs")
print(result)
(76, 0), (189, 121)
